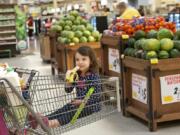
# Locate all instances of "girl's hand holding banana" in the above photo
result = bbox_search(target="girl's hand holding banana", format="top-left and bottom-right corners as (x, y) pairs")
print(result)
(65, 66), (80, 83)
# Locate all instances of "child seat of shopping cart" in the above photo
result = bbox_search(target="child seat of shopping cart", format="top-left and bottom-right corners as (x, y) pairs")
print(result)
(0, 67), (120, 135)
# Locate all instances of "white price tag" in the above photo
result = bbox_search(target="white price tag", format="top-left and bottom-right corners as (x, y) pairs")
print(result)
(132, 73), (147, 104)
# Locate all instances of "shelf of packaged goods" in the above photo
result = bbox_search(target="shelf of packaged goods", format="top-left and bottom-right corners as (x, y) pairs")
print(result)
(0, 18), (15, 21)
(30, 0), (84, 7)
(0, 11), (15, 14)
(0, 37), (16, 41)
(0, 42), (16, 46)
(0, 24), (15, 27)
(0, 30), (16, 34)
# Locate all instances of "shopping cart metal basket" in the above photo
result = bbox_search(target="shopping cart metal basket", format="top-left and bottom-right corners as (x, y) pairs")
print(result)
(0, 68), (120, 135)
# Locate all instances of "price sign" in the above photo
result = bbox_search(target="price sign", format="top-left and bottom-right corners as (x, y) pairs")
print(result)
(108, 48), (120, 73)
(160, 74), (180, 104)
(132, 73), (147, 104)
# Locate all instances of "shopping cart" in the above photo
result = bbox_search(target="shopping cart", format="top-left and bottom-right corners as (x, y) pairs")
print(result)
(0, 68), (39, 134)
(0, 68), (120, 135)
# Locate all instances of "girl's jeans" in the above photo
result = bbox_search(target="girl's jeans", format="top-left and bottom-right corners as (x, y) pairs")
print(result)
(47, 103), (101, 125)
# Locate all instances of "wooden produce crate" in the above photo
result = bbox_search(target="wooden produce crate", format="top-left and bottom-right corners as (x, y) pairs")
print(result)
(122, 56), (180, 131)
(101, 35), (122, 77)
(101, 34), (128, 113)
(56, 42), (102, 73)
(49, 31), (58, 75)
(39, 34), (51, 62)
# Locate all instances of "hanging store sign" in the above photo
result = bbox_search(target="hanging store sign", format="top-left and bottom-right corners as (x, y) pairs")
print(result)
(108, 48), (120, 73)
(132, 73), (147, 104)
(160, 74), (180, 104)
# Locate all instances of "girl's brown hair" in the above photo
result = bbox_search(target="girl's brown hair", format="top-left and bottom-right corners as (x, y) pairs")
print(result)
(76, 46), (99, 73)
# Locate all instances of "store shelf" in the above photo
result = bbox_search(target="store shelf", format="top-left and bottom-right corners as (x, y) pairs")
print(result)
(0, 4), (17, 56)
(0, 24), (15, 27)
(0, 18), (15, 21)
(0, 30), (16, 34)
(24, 0), (84, 7)
(0, 42), (16, 46)
(0, 11), (15, 14)
(0, 36), (16, 41)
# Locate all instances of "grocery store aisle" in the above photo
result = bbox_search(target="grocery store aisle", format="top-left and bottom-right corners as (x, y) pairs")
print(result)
(0, 37), (51, 75)
(1, 38), (180, 135)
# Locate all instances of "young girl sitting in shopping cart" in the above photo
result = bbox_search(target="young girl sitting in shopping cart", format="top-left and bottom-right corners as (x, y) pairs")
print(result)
(29, 46), (102, 129)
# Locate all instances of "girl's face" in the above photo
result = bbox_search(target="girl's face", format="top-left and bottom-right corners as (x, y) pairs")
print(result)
(75, 52), (91, 73)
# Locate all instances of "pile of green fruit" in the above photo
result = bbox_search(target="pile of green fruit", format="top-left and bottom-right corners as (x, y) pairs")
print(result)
(124, 28), (180, 60)
(51, 10), (101, 44)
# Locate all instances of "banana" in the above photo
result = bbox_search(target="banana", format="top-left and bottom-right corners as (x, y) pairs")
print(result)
(66, 66), (79, 83)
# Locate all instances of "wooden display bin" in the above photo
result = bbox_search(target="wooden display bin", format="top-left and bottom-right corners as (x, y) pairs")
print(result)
(39, 34), (51, 62)
(56, 42), (102, 73)
(49, 31), (58, 75)
(101, 35), (128, 112)
(101, 34), (129, 77)
(122, 56), (180, 131)
(101, 35), (122, 77)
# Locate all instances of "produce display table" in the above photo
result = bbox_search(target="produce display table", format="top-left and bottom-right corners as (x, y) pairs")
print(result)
(49, 10), (102, 75)
(122, 56), (180, 131)
(56, 42), (102, 73)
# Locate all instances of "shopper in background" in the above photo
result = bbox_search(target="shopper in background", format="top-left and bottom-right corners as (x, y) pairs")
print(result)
(27, 16), (34, 39)
(45, 18), (52, 29)
(34, 17), (41, 36)
(92, 6), (98, 13)
(103, 5), (110, 12)
(116, 2), (141, 19)
(43, 18), (52, 33)
(28, 46), (102, 128)
(138, 5), (145, 16)
(102, 5), (110, 16)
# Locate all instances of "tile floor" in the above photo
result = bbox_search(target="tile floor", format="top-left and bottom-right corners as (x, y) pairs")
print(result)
(1, 38), (180, 135)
